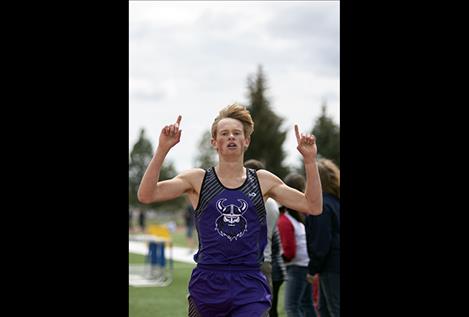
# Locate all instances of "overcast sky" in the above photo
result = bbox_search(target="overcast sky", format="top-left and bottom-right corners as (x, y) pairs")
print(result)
(129, 0), (339, 172)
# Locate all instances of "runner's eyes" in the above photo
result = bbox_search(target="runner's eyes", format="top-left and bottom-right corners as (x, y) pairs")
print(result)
(221, 132), (241, 136)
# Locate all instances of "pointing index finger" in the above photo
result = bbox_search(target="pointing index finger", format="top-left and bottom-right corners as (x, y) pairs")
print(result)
(294, 124), (300, 143)
(176, 115), (182, 126)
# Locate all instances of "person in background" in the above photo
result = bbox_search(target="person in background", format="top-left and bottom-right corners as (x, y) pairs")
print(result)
(277, 173), (317, 317)
(185, 195), (196, 252)
(270, 224), (287, 317)
(305, 159), (340, 317)
(138, 208), (146, 233)
(129, 209), (133, 232)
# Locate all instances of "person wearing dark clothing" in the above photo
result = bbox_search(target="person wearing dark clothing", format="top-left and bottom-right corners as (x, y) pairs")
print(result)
(138, 209), (146, 232)
(129, 209), (133, 231)
(270, 227), (287, 317)
(305, 193), (340, 276)
(185, 202), (196, 250)
(278, 174), (317, 317)
(305, 159), (340, 317)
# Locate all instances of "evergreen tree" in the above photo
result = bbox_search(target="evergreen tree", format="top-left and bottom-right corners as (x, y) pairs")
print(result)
(244, 65), (289, 178)
(295, 102), (340, 175)
(129, 129), (153, 209)
(311, 102), (340, 167)
(129, 128), (184, 212)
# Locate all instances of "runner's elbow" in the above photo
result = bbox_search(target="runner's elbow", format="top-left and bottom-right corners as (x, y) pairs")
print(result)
(137, 191), (153, 204)
(308, 207), (323, 216)
(306, 202), (322, 215)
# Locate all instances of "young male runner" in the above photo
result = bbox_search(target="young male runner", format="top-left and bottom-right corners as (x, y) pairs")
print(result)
(138, 104), (322, 316)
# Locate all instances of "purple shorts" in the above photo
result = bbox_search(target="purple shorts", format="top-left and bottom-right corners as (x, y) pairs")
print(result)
(188, 265), (272, 317)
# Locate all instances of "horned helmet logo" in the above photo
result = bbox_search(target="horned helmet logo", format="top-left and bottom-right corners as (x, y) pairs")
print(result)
(214, 198), (248, 241)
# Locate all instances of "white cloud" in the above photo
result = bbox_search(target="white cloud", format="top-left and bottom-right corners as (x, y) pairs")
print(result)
(129, 1), (340, 172)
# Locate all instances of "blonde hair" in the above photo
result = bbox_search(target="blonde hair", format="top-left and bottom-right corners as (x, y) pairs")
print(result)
(318, 159), (340, 199)
(211, 103), (254, 138)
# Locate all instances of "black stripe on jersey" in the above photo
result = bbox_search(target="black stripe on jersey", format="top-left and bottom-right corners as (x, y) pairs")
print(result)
(194, 168), (224, 218)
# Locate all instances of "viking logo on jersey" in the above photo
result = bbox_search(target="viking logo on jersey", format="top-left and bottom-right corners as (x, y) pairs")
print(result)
(214, 198), (248, 241)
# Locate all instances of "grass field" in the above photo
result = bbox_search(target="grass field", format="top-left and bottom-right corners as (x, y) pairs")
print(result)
(129, 253), (195, 317)
(129, 251), (287, 317)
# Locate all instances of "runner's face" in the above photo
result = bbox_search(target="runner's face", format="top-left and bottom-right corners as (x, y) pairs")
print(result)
(211, 118), (250, 155)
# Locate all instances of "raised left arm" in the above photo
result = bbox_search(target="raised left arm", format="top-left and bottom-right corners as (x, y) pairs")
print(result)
(258, 124), (322, 215)
(293, 124), (323, 215)
(262, 171), (322, 215)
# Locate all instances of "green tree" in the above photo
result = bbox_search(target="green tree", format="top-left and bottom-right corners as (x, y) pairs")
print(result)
(311, 102), (340, 167)
(129, 129), (153, 209)
(193, 129), (217, 170)
(129, 128), (184, 212)
(244, 65), (289, 178)
(295, 102), (340, 175)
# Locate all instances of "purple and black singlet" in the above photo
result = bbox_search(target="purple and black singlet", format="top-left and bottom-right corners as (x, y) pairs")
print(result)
(188, 167), (272, 317)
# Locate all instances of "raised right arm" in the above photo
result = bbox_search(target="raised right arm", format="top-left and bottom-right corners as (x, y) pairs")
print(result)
(137, 115), (198, 204)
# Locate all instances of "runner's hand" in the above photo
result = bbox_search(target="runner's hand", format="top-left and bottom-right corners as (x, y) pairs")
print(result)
(159, 115), (182, 150)
(295, 124), (317, 163)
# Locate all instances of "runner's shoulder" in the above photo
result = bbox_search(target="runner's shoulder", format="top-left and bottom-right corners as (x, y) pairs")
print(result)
(177, 168), (206, 182)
